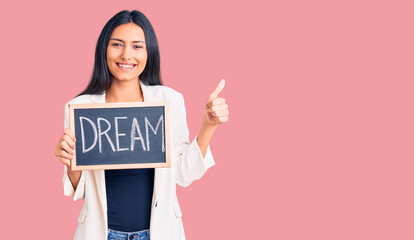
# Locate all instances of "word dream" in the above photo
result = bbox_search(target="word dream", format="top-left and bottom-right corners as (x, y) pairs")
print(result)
(78, 115), (165, 154)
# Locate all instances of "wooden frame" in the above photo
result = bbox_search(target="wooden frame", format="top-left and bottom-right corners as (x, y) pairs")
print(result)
(68, 102), (171, 170)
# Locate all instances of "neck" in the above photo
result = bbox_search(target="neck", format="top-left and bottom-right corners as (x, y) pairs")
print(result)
(105, 79), (144, 103)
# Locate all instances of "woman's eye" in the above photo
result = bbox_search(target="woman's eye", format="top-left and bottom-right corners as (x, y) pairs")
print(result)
(133, 45), (143, 49)
(112, 43), (122, 47)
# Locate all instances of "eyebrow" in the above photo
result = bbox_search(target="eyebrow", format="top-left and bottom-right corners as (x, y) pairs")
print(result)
(110, 38), (145, 44)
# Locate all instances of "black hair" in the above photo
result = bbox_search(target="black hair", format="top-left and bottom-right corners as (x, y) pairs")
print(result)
(78, 10), (162, 96)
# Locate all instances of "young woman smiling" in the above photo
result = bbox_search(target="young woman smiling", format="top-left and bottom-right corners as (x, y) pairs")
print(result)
(54, 10), (229, 240)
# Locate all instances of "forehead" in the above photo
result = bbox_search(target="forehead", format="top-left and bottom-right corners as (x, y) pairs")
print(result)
(110, 22), (145, 41)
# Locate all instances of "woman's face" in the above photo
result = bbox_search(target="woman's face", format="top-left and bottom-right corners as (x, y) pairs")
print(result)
(106, 22), (148, 83)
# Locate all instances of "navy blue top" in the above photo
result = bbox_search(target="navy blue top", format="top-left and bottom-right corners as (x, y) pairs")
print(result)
(105, 168), (155, 232)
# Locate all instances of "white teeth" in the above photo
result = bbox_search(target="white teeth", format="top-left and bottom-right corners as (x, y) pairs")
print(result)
(118, 64), (135, 69)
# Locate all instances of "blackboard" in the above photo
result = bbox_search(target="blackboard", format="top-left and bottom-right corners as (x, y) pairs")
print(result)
(68, 102), (170, 170)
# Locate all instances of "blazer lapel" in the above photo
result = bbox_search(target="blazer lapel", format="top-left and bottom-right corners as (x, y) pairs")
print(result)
(87, 82), (162, 208)
(88, 81), (154, 103)
(89, 92), (106, 103)
(140, 81), (162, 203)
(87, 91), (106, 223)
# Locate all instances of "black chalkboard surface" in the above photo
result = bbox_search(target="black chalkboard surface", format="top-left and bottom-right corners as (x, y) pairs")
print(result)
(68, 102), (170, 170)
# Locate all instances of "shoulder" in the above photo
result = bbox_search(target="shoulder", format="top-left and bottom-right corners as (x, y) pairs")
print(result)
(145, 84), (184, 103)
(64, 94), (96, 106)
(144, 85), (187, 118)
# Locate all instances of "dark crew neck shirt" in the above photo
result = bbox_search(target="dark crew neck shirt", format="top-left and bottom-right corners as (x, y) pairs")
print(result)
(105, 168), (155, 232)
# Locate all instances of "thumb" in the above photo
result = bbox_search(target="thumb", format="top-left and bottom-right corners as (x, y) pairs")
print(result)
(208, 79), (226, 101)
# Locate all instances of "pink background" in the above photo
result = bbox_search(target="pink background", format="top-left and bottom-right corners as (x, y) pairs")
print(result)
(1, 0), (413, 239)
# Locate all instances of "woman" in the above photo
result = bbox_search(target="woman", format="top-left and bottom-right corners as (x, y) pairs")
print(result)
(54, 10), (229, 240)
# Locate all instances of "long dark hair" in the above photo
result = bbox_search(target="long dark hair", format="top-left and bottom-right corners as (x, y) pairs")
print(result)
(78, 10), (162, 96)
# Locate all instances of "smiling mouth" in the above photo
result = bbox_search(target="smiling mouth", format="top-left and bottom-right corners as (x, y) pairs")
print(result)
(116, 63), (137, 71)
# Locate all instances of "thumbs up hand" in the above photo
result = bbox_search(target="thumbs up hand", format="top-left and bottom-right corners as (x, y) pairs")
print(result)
(204, 79), (229, 125)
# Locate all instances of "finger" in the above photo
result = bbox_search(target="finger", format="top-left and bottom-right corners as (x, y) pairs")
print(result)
(207, 108), (227, 116)
(61, 141), (74, 156)
(205, 97), (226, 109)
(59, 157), (71, 167)
(211, 110), (229, 118)
(208, 79), (225, 101)
(64, 128), (76, 142)
(217, 116), (229, 123)
(55, 142), (62, 157)
(63, 135), (75, 149)
(206, 104), (228, 113)
(59, 150), (74, 161)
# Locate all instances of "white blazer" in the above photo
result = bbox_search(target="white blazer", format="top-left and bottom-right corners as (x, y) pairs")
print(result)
(63, 82), (215, 240)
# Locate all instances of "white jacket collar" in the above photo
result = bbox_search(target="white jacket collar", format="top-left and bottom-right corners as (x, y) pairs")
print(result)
(88, 80), (153, 103)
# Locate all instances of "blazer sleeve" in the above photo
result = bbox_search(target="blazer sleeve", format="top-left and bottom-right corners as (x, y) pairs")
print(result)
(62, 102), (86, 201)
(172, 93), (215, 187)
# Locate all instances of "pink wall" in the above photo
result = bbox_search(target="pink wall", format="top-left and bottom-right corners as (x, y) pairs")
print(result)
(1, 0), (413, 239)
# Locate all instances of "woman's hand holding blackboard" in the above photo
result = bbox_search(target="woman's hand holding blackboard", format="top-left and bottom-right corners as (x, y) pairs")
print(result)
(55, 128), (81, 189)
(197, 79), (229, 157)
(55, 129), (76, 166)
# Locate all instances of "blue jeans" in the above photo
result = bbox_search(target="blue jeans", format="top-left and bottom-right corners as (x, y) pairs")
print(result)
(107, 229), (150, 240)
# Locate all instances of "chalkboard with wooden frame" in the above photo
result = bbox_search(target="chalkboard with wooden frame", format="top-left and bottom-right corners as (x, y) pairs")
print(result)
(68, 102), (171, 170)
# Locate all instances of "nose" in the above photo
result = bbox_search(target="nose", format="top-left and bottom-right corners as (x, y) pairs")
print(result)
(120, 46), (132, 61)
